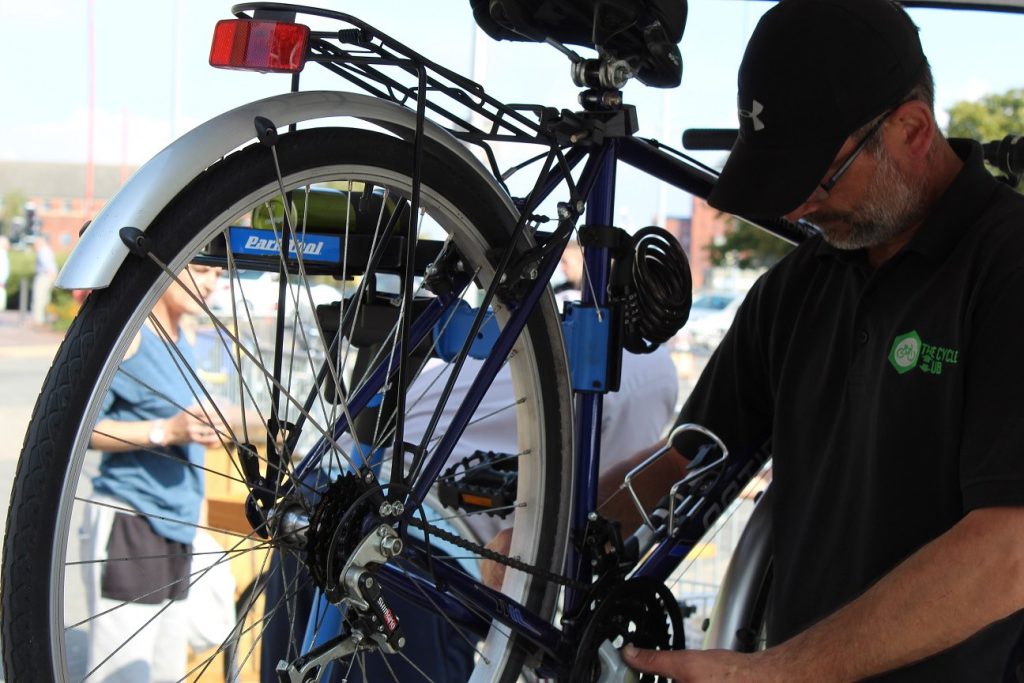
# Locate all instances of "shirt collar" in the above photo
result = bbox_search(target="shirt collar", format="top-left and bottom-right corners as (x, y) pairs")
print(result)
(902, 139), (999, 262)
(813, 138), (999, 264)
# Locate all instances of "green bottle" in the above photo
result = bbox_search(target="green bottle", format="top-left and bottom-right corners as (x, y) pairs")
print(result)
(251, 187), (360, 234)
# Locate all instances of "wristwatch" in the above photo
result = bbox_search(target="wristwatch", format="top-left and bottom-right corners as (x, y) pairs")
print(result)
(148, 420), (167, 447)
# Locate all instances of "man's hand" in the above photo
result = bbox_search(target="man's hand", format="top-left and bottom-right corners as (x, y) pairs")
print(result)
(597, 440), (688, 536)
(480, 528), (513, 590)
(622, 645), (782, 683)
(165, 405), (225, 447)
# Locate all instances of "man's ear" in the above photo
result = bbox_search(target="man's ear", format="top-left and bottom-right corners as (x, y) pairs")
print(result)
(888, 99), (935, 161)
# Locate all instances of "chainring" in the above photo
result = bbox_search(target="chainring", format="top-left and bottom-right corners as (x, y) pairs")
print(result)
(570, 576), (685, 683)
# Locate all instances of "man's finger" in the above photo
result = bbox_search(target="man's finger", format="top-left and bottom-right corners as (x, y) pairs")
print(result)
(621, 644), (679, 677)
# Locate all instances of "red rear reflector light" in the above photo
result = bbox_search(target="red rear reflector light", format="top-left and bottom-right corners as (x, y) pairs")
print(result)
(209, 19), (309, 73)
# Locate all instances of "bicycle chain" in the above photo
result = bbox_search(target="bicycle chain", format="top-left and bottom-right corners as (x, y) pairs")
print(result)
(407, 516), (588, 591)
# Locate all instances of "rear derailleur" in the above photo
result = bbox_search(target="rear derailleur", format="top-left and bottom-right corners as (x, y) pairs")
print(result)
(272, 473), (407, 683)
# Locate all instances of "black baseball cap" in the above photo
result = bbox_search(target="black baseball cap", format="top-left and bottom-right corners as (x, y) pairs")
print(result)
(707, 0), (927, 218)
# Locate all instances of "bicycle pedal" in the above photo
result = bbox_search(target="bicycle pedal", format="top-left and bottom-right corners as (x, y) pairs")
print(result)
(437, 450), (518, 518)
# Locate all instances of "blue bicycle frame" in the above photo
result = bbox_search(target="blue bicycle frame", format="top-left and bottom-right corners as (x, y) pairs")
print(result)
(225, 2), (808, 676)
(277, 139), (779, 676)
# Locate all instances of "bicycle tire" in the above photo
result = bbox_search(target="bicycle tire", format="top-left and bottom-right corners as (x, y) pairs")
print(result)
(1, 127), (573, 682)
(703, 487), (773, 653)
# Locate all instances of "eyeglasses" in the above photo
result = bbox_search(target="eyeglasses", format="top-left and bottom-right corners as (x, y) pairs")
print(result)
(809, 110), (892, 203)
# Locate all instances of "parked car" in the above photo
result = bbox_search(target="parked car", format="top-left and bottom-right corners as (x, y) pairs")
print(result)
(681, 291), (745, 353)
(688, 290), (743, 322)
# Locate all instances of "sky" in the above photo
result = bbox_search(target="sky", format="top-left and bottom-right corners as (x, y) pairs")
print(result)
(1, 1), (1022, 225)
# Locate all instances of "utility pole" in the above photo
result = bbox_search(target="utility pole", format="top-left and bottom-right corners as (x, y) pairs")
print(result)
(86, 0), (96, 215)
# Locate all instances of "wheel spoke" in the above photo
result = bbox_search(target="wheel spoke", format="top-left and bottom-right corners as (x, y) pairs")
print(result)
(7, 128), (571, 683)
(394, 559), (493, 664)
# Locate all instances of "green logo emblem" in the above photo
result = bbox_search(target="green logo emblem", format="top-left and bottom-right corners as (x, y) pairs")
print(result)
(888, 331), (921, 374)
(888, 331), (960, 376)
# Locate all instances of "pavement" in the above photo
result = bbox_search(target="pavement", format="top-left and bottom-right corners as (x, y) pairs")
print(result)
(0, 309), (64, 531)
(0, 310), (64, 354)
(0, 309), (64, 680)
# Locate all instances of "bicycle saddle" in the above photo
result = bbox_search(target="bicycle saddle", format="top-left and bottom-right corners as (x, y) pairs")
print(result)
(470, 0), (686, 88)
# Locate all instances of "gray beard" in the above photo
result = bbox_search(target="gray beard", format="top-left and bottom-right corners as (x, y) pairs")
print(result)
(810, 150), (928, 251)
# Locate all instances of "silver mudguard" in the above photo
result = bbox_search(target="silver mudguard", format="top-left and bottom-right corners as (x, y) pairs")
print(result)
(57, 90), (515, 289)
(702, 486), (773, 650)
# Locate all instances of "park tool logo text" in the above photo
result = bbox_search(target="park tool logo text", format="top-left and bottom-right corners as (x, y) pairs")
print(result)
(243, 235), (325, 256)
(888, 330), (960, 376)
(228, 226), (341, 264)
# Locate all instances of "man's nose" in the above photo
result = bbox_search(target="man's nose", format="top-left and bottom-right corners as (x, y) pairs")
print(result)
(784, 196), (826, 222)
(784, 185), (829, 222)
(784, 203), (813, 222)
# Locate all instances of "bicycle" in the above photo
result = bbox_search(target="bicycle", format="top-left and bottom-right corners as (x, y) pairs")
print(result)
(3, 2), (1023, 682)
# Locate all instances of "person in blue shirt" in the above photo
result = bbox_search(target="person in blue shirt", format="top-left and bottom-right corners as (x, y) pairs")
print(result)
(82, 263), (223, 683)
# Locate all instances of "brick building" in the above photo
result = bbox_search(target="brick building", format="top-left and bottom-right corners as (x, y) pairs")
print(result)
(2, 162), (735, 292)
(0, 162), (133, 253)
(666, 196), (732, 291)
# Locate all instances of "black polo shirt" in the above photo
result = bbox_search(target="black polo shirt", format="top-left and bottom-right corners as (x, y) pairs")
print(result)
(678, 140), (1024, 681)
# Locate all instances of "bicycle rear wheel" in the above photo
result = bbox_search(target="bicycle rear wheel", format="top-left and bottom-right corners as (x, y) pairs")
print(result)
(1, 127), (573, 682)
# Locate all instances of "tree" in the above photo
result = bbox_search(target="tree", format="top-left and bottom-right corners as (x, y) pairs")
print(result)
(1, 190), (28, 237)
(708, 216), (794, 270)
(947, 87), (1023, 190)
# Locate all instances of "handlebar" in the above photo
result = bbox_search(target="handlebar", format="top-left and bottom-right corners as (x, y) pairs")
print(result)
(982, 135), (1024, 184)
(681, 128), (737, 151)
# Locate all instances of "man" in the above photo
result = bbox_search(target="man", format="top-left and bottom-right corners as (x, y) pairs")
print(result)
(31, 234), (57, 325)
(83, 264), (226, 682)
(617, 0), (1024, 680)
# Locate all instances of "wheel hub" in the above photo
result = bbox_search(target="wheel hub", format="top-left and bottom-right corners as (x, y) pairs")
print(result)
(304, 472), (380, 602)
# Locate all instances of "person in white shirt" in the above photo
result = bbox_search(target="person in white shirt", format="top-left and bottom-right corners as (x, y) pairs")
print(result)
(0, 236), (10, 312)
(31, 235), (57, 325)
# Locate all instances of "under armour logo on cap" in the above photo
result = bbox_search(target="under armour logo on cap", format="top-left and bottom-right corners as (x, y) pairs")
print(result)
(739, 99), (765, 131)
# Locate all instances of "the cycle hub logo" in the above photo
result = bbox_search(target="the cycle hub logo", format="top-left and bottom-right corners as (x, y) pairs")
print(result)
(888, 330), (960, 376)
